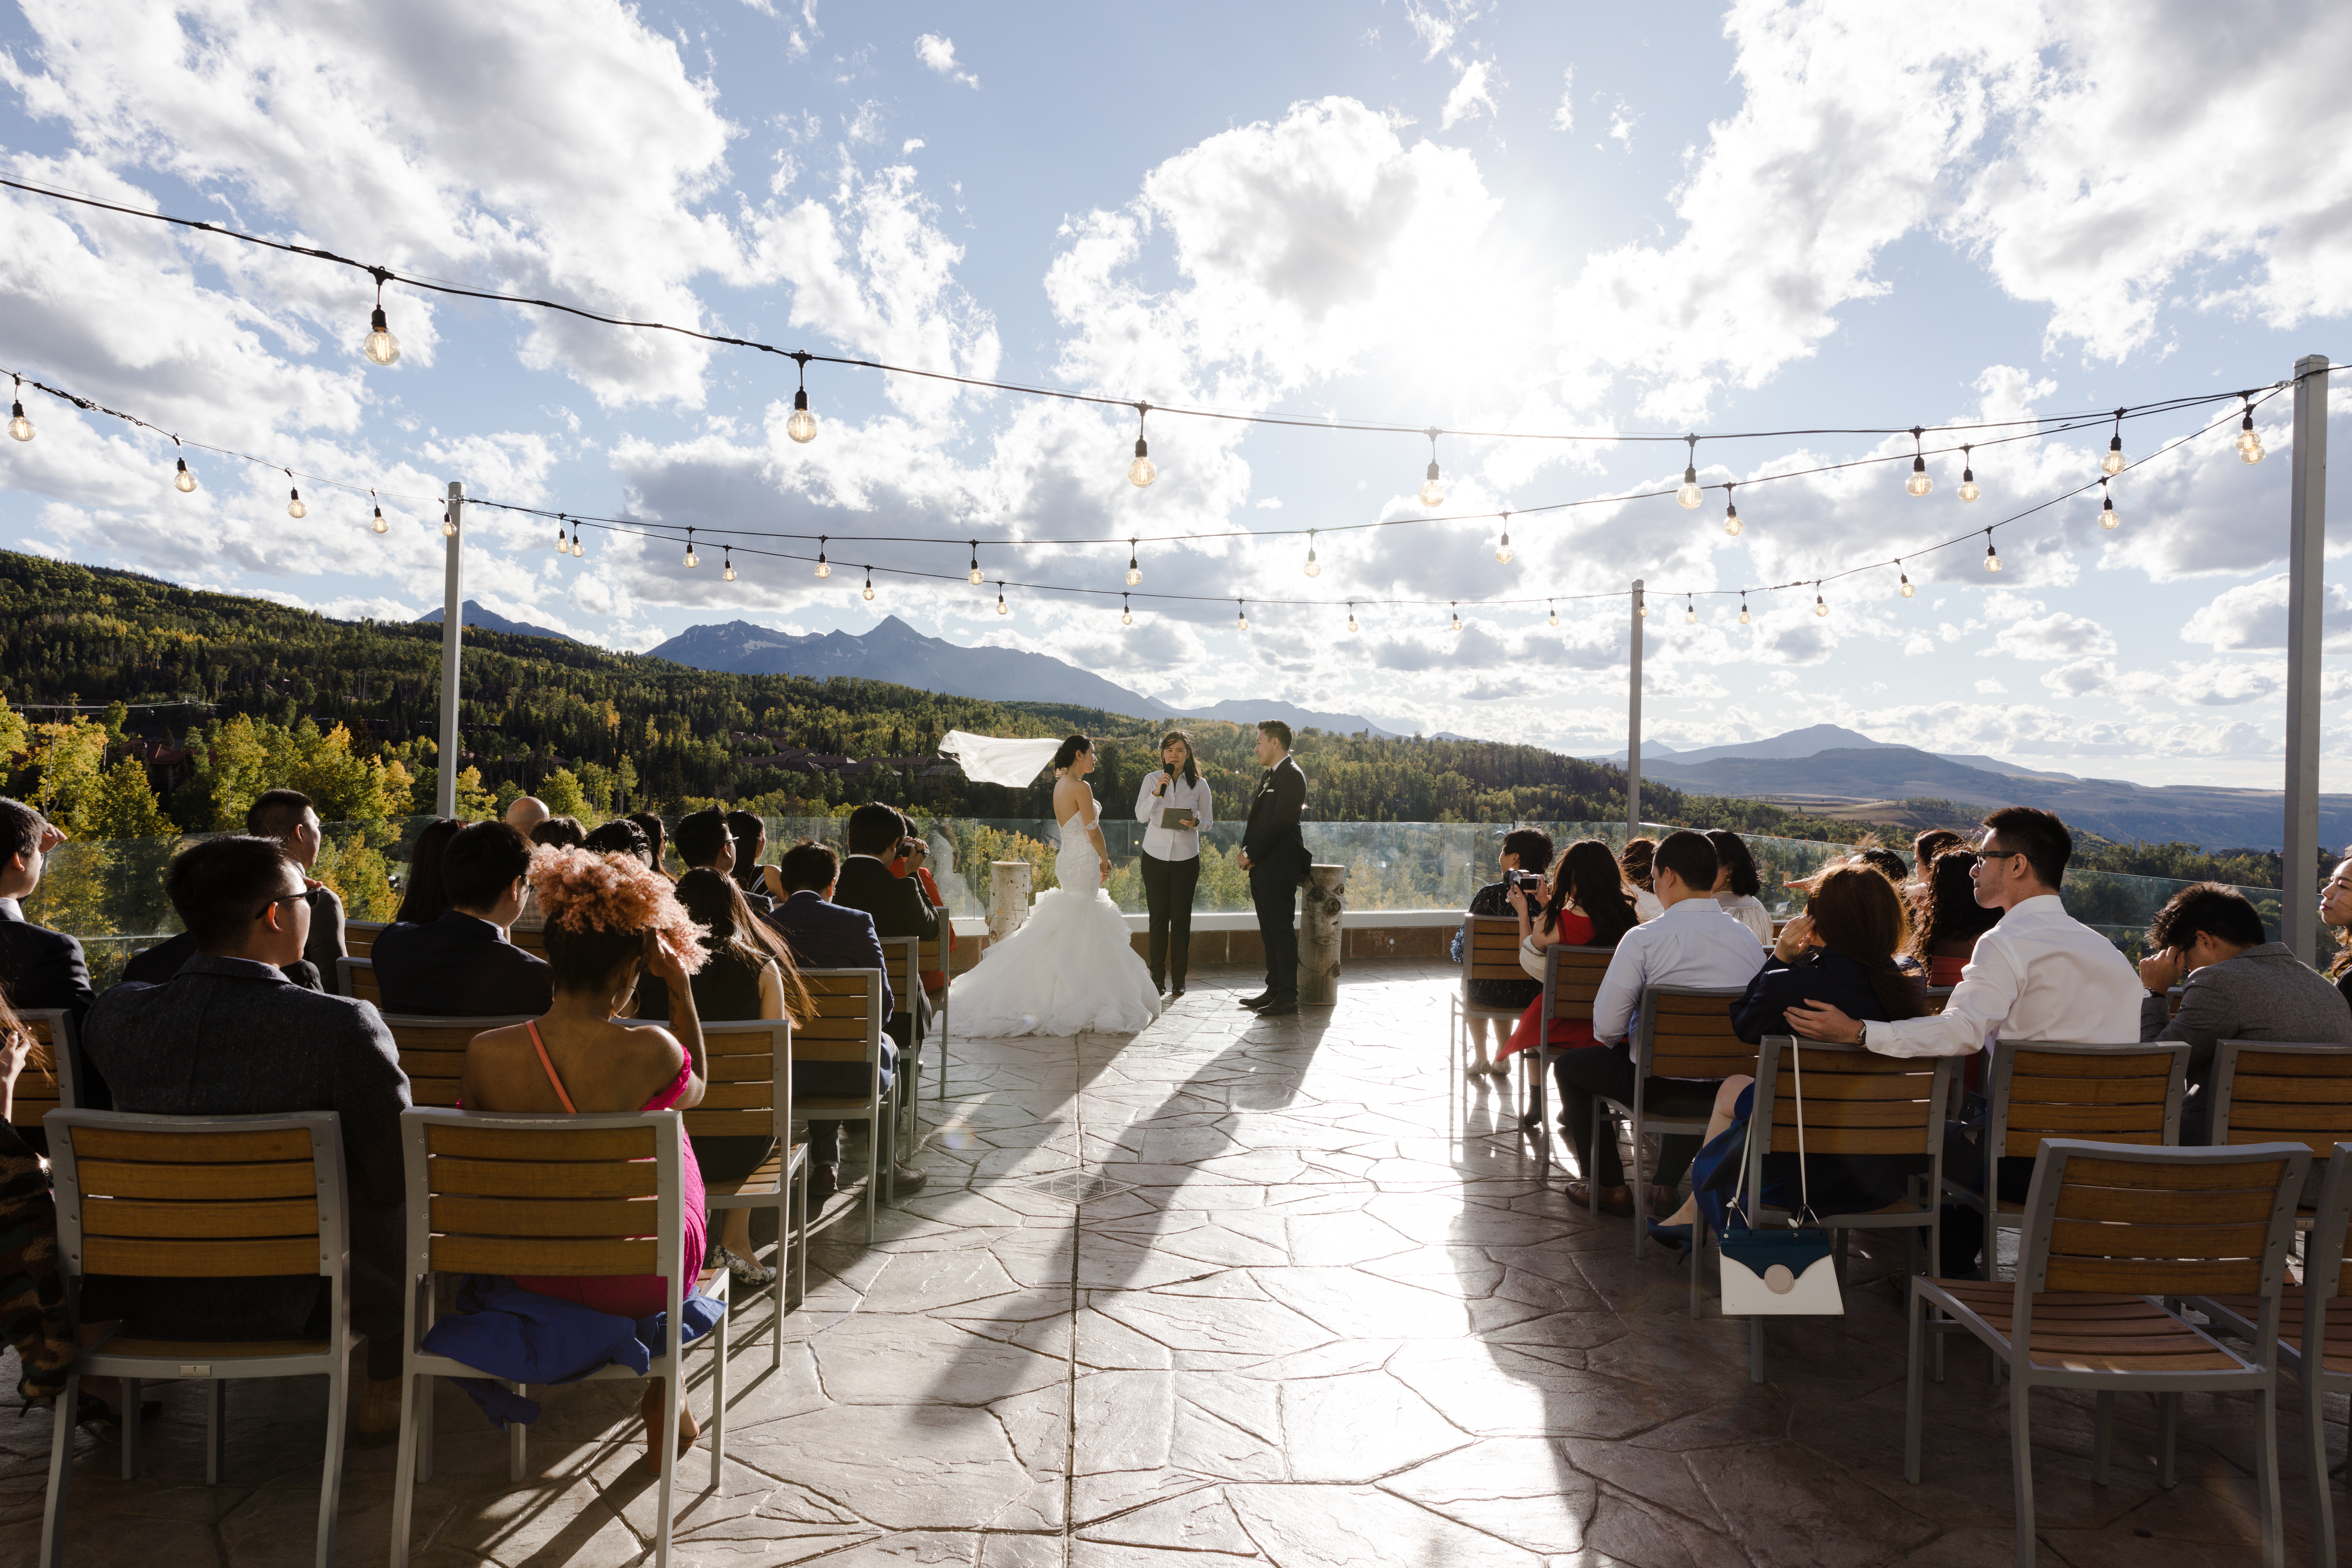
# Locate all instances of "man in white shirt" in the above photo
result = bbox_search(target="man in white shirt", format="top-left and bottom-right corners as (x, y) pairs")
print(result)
(1786, 804), (2141, 1274)
(1556, 830), (1768, 1217)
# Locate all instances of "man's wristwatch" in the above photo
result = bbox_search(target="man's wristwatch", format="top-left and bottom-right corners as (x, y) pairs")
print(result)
(1855, 1022), (1868, 1048)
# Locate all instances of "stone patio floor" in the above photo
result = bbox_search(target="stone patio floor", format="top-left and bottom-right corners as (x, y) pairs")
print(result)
(4, 956), (2337, 1566)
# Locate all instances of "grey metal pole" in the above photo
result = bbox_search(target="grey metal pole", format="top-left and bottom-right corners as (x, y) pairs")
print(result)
(1627, 579), (1644, 835)
(2285, 356), (2330, 961)
(435, 480), (465, 819)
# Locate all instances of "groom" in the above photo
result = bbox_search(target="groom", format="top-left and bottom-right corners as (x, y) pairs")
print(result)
(1236, 720), (1309, 1016)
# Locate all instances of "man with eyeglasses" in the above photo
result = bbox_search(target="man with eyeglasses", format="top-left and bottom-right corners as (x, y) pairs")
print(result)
(1787, 805), (2141, 1276)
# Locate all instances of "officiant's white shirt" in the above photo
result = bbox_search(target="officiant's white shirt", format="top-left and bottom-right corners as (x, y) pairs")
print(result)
(1135, 770), (1215, 861)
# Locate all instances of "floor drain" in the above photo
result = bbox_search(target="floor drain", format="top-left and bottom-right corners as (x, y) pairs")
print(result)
(1021, 1170), (1136, 1204)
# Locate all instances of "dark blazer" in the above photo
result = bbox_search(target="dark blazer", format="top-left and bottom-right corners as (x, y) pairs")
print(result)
(1732, 948), (1919, 1043)
(832, 856), (937, 1031)
(371, 910), (554, 1017)
(1241, 755), (1309, 879)
(0, 896), (104, 1114)
(79, 955), (412, 1344)
(121, 929), (322, 993)
(762, 891), (897, 1095)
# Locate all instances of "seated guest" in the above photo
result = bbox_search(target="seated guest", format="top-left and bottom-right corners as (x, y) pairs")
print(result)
(1911, 828), (1962, 894)
(2137, 882), (2352, 1140)
(1908, 848), (2001, 986)
(504, 795), (551, 836)
(124, 788), (345, 989)
(586, 817), (652, 867)
(657, 868), (813, 1286)
(1500, 839), (1640, 1064)
(0, 798), (98, 1130)
(1452, 828), (1555, 1077)
(1553, 831), (1768, 1218)
(833, 804), (943, 1049)
(80, 835), (412, 1438)
(1704, 830), (1773, 944)
(2323, 853), (2352, 1013)
(460, 846), (709, 1473)
(531, 817), (587, 850)
(764, 840), (919, 1196)
(372, 822), (553, 1016)
(627, 811), (672, 876)
(393, 818), (461, 925)
(1852, 845), (1910, 889)
(893, 834), (950, 991)
(672, 807), (737, 878)
(1650, 864), (1931, 1253)
(1618, 837), (1665, 923)
(1785, 806), (2142, 1276)
(726, 810), (773, 910)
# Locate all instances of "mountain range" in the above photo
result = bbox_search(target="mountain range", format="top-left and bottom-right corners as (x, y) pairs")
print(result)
(417, 600), (578, 643)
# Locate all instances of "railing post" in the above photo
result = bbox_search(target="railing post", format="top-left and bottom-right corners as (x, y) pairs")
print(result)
(2286, 355), (2330, 961)
(435, 480), (464, 819)
(1627, 579), (1644, 835)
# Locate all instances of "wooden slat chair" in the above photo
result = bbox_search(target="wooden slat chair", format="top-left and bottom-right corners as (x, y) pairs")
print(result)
(796, 969), (892, 1241)
(8, 1010), (80, 1144)
(618, 1016), (807, 1347)
(334, 956), (380, 1007)
(1447, 916), (1525, 1110)
(345, 920), (386, 962)
(1944, 1042), (2189, 1278)
(388, 1108), (729, 1568)
(1600, 986), (1754, 1259)
(509, 923), (548, 960)
(1517, 945), (1616, 1174)
(920, 932), (951, 1106)
(40, 1111), (356, 1568)
(1904, 1139), (2309, 1568)
(2206, 1041), (2352, 1197)
(1923, 986), (1954, 1015)
(1727, 1036), (1957, 1367)
(880, 936), (923, 1148)
(380, 1016), (532, 1110)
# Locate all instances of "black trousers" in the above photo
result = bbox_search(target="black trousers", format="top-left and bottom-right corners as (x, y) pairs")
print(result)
(1250, 867), (1300, 1001)
(1140, 850), (1200, 988)
(1551, 1043), (1721, 1191)
(1938, 1128), (2036, 1276)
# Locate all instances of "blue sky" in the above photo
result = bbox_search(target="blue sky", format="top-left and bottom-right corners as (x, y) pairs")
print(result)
(3, 1), (2351, 790)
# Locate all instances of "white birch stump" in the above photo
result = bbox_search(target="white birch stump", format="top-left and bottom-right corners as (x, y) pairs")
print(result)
(1298, 862), (1346, 1004)
(987, 860), (1032, 945)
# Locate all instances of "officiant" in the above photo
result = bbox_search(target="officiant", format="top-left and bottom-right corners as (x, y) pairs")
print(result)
(1135, 729), (1215, 998)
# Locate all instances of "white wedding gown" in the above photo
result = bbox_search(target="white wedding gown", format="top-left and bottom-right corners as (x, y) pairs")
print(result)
(950, 797), (1165, 1037)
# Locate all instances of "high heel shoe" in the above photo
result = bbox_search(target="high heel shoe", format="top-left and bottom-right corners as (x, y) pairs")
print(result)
(1646, 1219), (1694, 1261)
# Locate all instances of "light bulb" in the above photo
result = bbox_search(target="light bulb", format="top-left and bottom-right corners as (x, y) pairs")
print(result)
(371, 506), (389, 534)
(862, 572), (876, 601)
(1738, 599), (1751, 624)
(2239, 409), (2265, 464)
(1814, 594), (1828, 617)
(683, 535), (699, 569)
(1547, 603), (1559, 628)
(786, 387), (817, 444)
(7, 401), (31, 442)
(1675, 466), (1702, 509)
(1906, 457), (1932, 497)
(441, 509), (457, 538)
(723, 555), (737, 582)
(1121, 597), (1133, 626)
(1686, 600), (1697, 624)
(1420, 465), (1446, 507)
(554, 524), (568, 553)
(1723, 502), (1742, 537)
(1237, 606), (1249, 632)
(1128, 440), (1156, 488)
(1495, 535), (1513, 565)
(1126, 545), (1142, 587)
(362, 307), (400, 367)
(1346, 608), (1358, 633)
(1899, 573), (1914, 597)
(1984, 543), (2002, 572)
(1637, 601), (1648, 618)
(1304, 540), (1320, 577)
(1959, 471), (1980, 503)
(815, 542), (831, 578)
(174, 457), (197, 493)
(996, 589), (1008, 615)
(2102, 435), (2126, 475)
(286, 487), (306, 519)
(1451, 606), (1463, 634)
(2101, 493), (2119, 529)
(570, 534), (584, 558)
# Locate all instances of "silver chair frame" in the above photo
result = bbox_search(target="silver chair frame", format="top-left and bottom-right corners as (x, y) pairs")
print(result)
(10, 1009), (82, 1134)
(879, 935), (924, 1150)
(1446, 916), (1526, 1131)
(796, 968), (892, 1240)
(1596, 984), (1750, 1259)
(333, 955), (373, 1000)
(1517, 943), (1617, 1176)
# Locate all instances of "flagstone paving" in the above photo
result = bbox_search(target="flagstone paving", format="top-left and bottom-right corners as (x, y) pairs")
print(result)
(1, 957), (2333, 1566)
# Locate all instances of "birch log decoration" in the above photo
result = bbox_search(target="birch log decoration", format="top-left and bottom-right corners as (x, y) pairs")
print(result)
(1298, 863), (1346, 1004)
(987, 860), (1032, 944)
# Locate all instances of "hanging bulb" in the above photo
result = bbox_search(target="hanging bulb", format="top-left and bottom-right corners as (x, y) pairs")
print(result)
(1676, 434), (1702, 508)
(1494, 514), (1513, 565)
(2100, 484), (2119, 529)
(1121, 593), (1133, 627)
(1125, 539), (1142, 586)
(815, 537), (831, 578)
(1898, 559), (1915, 597)
(554, 522), (568, 553)
(2102, 410), (2127, 475)
(1304, 532), (1321, 577)
(1236, 601), (1249, 632)
(1686, 597), (1698, 624)
(996, 582), (1009, 616)
(2238, 399), (2265, 464)
(723, 550), (737, 582)
(968, 543), (984, 585)
(1451, 603), (1463, 634)
(362, 304), (400, 367)
(1418, 429), (1446, 507)
(1128, 402), (1156, 486)
(1984, 531), (2002, 572)
(570, 530), (584, 558)
(1814, 590), (1828, 617)
(683, 529), (699, 569)
(1547, 601), (1559, 628)
(371, 506), (390, 535)
(1904, 426), (1932, 497)
(1723, 486), (1742, 537)
(286, 486), (306, 519)
(174, 456), (197, 493)
(786, 386), (818, 445)
(7, 380), (31, 441)
(1738, 594), (1751, 625)
(1637, 599), (1648, 618)
(1346, 603), (1359, 634)
(862, 569), (876, 601)
(1958, 445), (1980, 503)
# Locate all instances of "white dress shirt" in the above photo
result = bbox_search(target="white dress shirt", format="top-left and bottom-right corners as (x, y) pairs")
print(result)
(1863, 893), (2142, 1058)
(1592, 895), (1771, 1046)
(1715, 892), (1773, 945)
(1136, 769), (1215, 861)
(1631, 886), (1665, 923)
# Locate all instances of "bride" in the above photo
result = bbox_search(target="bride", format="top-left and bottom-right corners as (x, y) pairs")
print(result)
(950, 734), (1165, 1037)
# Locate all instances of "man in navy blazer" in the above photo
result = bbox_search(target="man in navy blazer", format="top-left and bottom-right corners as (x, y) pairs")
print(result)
(371, 821), (554, 1016)
(0, 797), (102, 1135)
(764, 840), (919, 1195)
(831, 803), (939, 1046)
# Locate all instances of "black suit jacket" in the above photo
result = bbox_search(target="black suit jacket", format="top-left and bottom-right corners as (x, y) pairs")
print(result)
(122, 929), (322, 993)
(371, 910), (554, 1017)
(832, 857), (938, 1029)
(0, 896), (105, 1113)
(761, 892), (898, 1093)
(1241, 755), (1309, 880)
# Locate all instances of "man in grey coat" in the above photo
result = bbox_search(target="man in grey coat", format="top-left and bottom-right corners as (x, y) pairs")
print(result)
(2137, 882), (2352, 1140)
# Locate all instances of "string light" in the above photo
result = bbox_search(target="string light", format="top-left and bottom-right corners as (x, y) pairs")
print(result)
(786, 352), (818, 444)
(814, 537), (830, 578)
(1419, 429), (1446, 507)
(1722, 484), (1742, 537)
(7, 377), (30, 442)
(1898, 559), (1914, 597)
(1128, 402), (1156, 487)
(2102, 409), (2127, 475)
(2238, 396), (2265, 463)
(1346, 602), (1359, 633)
(286, 475), (306, 518)
(1304, 530), (1321, 577)
(1814, 585), (1828, 617)
(1126, 539), (1142, 586)
(371, 490), (387, 535)
(440, 503), (457, 538)
(1905, 427), (1932, 497)
(1958, 444), (1980, 503)
(1637, 597), (1648, 617)
(1738, 592), (1751, 624)
(570, 526), (584, 558)
(723, 547), (736, 582)
(173, 445), (197, 493)
(968, 542), (984, 585)
(1121, 593), (1133, 627)
(683, 528), (699, 569)
(1676, 435), (1702, 509)
(862, 568), (875, 601)
(1680, 596), (1693, 624)
(361, 274), (400, 366)
(554, 520), (568, 553)
(1547, 600), (1559, 628)
(996, 580), (1009, 615)
(2100, 478), (2119, 529)
(1236, 599), (1248, 632)
(1451, 602), (1463, 634)
(1983, 530), (2001, 572)
(1494, 512), (1513, 565)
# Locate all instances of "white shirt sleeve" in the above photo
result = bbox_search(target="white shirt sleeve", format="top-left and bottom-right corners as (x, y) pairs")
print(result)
(1192, 776), (1214, 831)
(1134, 772), (1161, 823)
(1592, 932), (1649, 1045)
(1865, 934), (2024, 1058)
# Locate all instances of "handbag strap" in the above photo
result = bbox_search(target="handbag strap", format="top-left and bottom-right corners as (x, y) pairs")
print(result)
(1790, 1034), (1816, 1227)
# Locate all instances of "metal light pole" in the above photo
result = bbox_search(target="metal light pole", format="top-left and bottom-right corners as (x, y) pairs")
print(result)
(2285, 356), (2330, 960)
(435, 479), (465, 818)
(1627, 578), (1644, 835)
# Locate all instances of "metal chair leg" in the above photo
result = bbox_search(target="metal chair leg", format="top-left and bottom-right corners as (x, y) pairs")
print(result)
(39, 1369), (78, 1568)
(2254, 1382), (2284, 1568)
(2009, 1374), (2038, 1568)
(2309, 1371), (2337, 1568)
(391, 1371), (424, 1567)
(507, 1382), (528, 1483)
(2092, 1390), (2113, 1485)
(418, 1372), (435, 1482)
(204, 1379), (225, 1485)
(315, 1364), (349, 1568)
(1903, 1288), (1927, 1484)
(119, 1377), (140, 1479)
(709, 1302), (728, 1491)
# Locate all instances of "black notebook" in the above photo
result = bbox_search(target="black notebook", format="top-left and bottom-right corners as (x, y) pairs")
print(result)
(1158, 807), (1199, 830)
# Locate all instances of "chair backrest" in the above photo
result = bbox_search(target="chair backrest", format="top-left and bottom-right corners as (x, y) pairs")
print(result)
(335, 956), (381, 1006)
(1923, 986), (1954, 1016)
(8, 1009), (79, 1134)
(44, 1109), (345, 1292)
(382, 1015), (533, 1109)
(510, 923), (548, 959)
(1989, 1042), (2189, 1161)
(1459, 916), (1521, 1007)
(2208, 1041), (2352, 1161)
(401, 1107), (684, 1287)
(794, 969), (884, 1072)
(2018, 1138), (2307, 1305)
(1635, 986), (1755, 1080)
(918, 934), (947, 986)
(2301, 1143), (2352, 1310)
(1540, 943), (1615, 1025)
(879, 937), (919, 1019)
(345, 920), (386, 961)
(616, 1017), (790, 1143)
(1752, 1035), (1956, 1158)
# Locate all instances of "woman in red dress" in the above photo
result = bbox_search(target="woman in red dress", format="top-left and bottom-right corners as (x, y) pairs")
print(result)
(1500, 839), (1643, 1062)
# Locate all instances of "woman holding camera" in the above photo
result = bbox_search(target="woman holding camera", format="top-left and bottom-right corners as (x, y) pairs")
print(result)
(1452, 828), (1554, 1075)
(1135, 729), (1215, 998)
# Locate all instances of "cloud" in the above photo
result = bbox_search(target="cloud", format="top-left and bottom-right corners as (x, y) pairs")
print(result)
(1551, 67), (1575, 131)
(1441, 61), (1497, 130)
(912, 33), (979, 88)
(1990, 609), (2115, 661)
(2181, 574), (2352, 652)
(1975, 678), (2006, 694)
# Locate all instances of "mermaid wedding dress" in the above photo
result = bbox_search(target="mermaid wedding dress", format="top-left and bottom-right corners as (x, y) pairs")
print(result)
(949, 793), (1165, 1037)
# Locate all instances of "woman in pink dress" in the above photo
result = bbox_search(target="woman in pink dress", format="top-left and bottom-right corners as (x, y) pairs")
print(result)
(462, 845), (710, 1473)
